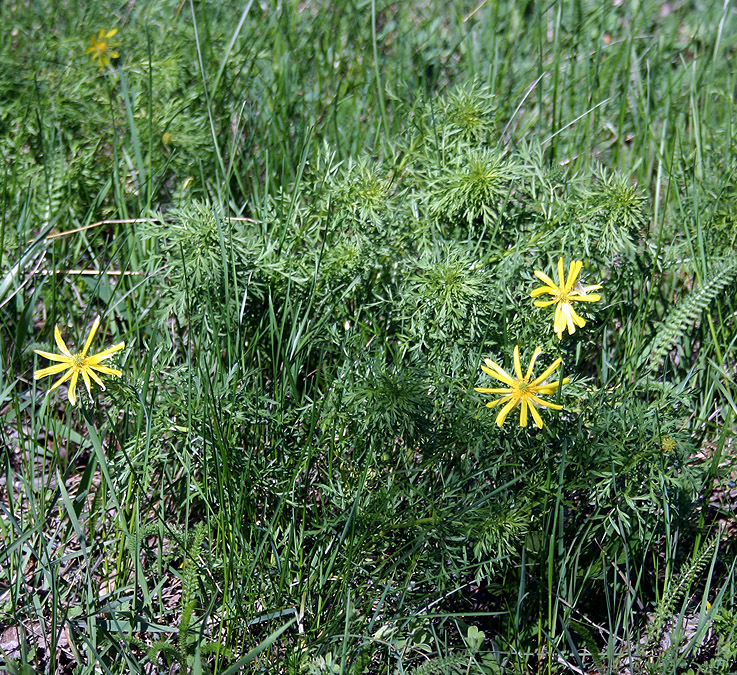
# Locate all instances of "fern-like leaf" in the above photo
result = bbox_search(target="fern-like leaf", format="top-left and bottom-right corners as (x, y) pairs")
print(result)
(147, 640), (184, 666)
(408, 654), (470, 675)
(33, 144), (67, 229)
(179, 522), (206, 655)
(640, 535), (718, 661)
(643, 258), (737, 369)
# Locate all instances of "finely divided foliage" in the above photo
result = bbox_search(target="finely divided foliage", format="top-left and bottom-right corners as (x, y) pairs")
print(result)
(2, 1), (737, 674)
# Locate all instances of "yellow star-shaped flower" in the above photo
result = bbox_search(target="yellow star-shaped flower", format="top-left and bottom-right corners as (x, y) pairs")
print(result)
(531, 258), (602, 340)
(34, 317), (125, 406)
(475, 345), (569, 429)
(85, 28), (120, 69)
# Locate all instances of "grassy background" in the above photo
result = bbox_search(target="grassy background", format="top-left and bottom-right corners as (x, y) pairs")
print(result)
(2, 0), (737, 672)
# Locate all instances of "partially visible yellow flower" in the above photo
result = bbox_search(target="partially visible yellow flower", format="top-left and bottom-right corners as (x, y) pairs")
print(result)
(85, 28), (120, 69)
(34, 317), (125, 406)
(660, 436), (676, 454)
(475, 345), (570, 429)
(531, 258), (602, 340)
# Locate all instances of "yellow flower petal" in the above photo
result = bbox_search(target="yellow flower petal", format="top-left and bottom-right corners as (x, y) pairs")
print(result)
(481, 359), (515, 386)
(85, 341), (125, 364)
(34, 363), (72, 379)
(495, 396), (520, 427)
(532, 357), (562, 386)
(513, 345), (523, 380)
(81, 317), (101, 357)
(475, 387), (515, 394)
(54, 326), (72, 357)
(529, 393), (563, 411)
(529, 404), (544, 429)
(34, 349), (72, 364)
(554, 304), (566, 339)
(49, 368), (74, 393)
(81, 368), (93, 395)
(486, 395), (513, 409)
(557, 258), (566, 287)
(533, 270), (558, 290)
(68, 371), (79, 405)
(525, 347), (541, 380)
(86, 367), (106, 389)
(88, 364), (122, 377)
(565, 260), (583, 292)
(536, 377), (570, 395)
(570, 293), (601, 303)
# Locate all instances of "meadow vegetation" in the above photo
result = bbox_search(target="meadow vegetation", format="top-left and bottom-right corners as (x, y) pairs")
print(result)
(2, 0), (737, 672)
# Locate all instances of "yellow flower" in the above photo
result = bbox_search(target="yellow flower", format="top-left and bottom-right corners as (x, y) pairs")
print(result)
(475, 345), (569, 429)
(34, 317), (125, 406)
(85, 28), (120, 69)
(531, 258), (602, 340)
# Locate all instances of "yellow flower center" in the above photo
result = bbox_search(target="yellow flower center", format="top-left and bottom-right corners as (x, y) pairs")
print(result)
(71, 353), (86, 368)
(661, 436), (676, 453)
(555, 289), (573, 304)
(515, 378), (531, 393)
